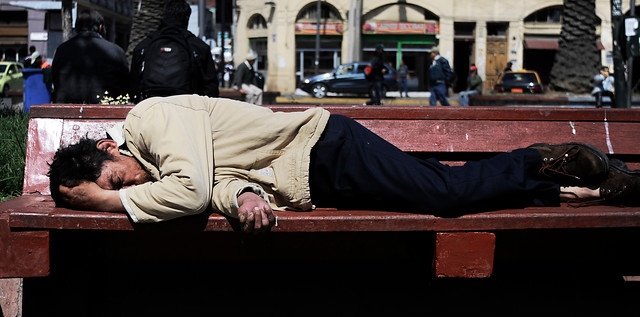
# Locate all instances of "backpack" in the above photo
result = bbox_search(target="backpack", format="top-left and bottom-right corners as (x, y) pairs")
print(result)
(137, 26), (201, 97)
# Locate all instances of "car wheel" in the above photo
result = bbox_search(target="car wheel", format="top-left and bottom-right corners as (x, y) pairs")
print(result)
(311, 83), (327, 98)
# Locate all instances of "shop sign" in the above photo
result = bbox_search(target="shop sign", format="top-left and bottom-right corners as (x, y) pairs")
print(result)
(362, 22), (439, 35)
(295, 22), (344, 35)
(295, 22), (343, 35)
(30, 32), (48, 41)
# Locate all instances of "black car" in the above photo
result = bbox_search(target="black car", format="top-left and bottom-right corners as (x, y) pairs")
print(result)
(493, 70), (544, 94)
(300, 62), (398, 98)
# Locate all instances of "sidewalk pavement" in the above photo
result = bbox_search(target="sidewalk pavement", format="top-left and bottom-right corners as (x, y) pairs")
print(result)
(275, 89), (640, 107)
(276, 89), (445, 106)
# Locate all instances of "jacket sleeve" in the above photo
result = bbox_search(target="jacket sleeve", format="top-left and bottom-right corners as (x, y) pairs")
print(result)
(121, 104), (215, 222)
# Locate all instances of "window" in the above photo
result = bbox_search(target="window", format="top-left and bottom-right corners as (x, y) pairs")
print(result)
(525, 6), (563, 23)
(248, 14), (267, 30)
(296, 3), (342, 22)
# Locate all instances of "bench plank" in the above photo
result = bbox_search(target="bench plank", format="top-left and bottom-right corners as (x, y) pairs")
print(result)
(6, 195), (640, 232)
(29, 104), (640, 121)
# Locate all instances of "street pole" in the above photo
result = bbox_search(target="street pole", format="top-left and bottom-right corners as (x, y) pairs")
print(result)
(61, 0), (74, 42)
(611, 0), (627, 107)
(627, 0), (637, 108)
(315, 0), (321, 74)
(198, 0), (206, 39)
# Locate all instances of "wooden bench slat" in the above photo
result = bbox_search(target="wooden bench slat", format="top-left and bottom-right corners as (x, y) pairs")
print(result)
(7, 194), (640, 232)
(360, 120), (640, 155)
(30, 104), (640, 122)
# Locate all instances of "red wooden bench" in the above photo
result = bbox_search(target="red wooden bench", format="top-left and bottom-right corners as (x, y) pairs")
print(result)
(2, 103), (640, 315)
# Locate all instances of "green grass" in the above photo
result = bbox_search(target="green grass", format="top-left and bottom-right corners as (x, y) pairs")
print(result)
(0, 109), (29, 202)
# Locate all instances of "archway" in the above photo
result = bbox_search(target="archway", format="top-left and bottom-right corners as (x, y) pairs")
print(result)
(362, 3), (439, 91)
(295, 2), (343, 82)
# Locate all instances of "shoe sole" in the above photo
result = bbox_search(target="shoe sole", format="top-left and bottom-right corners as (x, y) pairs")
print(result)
(529, 142), (610, 181)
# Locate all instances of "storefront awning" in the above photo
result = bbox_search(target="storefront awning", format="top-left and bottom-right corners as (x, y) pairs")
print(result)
(525, 38), (605, 50)
(524, 38), (559, 50)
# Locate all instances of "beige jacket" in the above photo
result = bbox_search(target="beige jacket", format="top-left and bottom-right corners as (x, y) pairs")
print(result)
(111, 95), (330, 222)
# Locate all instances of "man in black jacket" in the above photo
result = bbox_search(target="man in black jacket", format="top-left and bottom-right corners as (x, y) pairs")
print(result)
(366, 44), (387, 105)
(130, 0), (219, 101)
(52, 9), (130, 104)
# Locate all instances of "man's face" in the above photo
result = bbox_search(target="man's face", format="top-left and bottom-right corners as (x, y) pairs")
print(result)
(95, 155), (152, 190)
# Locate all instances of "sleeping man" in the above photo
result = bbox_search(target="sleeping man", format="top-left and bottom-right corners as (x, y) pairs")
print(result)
(48, 95), (640, 233)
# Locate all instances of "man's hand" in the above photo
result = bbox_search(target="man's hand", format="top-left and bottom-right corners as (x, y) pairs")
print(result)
(237, 191), (275, 233)
(58, 182), (124, 212)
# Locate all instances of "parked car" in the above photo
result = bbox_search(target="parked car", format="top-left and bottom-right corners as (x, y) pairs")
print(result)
(493, 70), (543, 94)
(0, 61), (24, 97)
(300, 62), (398, 98)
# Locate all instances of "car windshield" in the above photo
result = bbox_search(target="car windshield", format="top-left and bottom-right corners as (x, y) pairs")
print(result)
(0, 65), (6, 73)
(501, 72), (537, 84)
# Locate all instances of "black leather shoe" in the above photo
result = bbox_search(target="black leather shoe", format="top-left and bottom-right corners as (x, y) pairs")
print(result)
(529, 142), (609, 186)
(600, 159), (640, 206)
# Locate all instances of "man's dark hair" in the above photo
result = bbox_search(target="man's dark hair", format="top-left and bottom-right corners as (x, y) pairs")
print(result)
(47, 138), (114, 207)
(163, 0), (191, 28)
(75, 9), (104, 33)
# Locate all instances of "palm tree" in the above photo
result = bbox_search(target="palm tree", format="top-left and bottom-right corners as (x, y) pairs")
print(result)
(549, 0), (600, 92)
(125, 0), (165, 63)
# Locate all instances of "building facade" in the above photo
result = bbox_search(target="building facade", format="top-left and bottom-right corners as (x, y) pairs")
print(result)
(234, 0), (626, 94)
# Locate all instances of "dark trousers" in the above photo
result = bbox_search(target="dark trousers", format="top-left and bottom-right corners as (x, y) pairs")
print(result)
(594, 91), (616, 108)
(370, 80), (383, 105)
(429, 82), (450, 106)
(309, 115), (560, 216)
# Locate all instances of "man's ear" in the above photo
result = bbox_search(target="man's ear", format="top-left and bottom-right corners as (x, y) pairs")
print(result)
(96, 139), (120, 155)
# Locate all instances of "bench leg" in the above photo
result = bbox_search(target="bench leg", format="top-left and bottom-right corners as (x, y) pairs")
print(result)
(0, 215), (50, 278)
(433, 232), (496, 278)
(0, 278), (23, 317)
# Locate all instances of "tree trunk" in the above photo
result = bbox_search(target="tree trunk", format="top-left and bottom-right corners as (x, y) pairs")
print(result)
(61, 0), (74, 42)
(125, 0), (164, 64)
(549, 0), (600, 92)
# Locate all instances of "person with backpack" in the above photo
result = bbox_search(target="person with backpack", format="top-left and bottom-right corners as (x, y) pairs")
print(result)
(130, 0), (218, 101)
(428, 46), (453, 106)
(232, 51), (263, 105)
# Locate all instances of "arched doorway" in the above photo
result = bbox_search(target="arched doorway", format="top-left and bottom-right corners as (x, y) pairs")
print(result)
(362, 3), (439, 91)
(522, 5), (573, 87)
(247, 14), (268, 75)
(295, 2), (343, 83)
